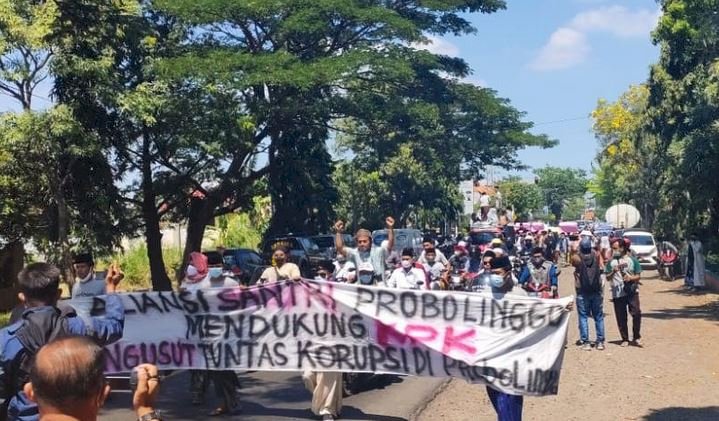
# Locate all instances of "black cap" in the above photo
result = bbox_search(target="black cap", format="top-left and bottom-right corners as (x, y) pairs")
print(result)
(205, 252), (224, 266)
(490, 255), (511, 270)
(532, 247), (544, 255)
(401, 248), (414, 258)
(72, 253), (94, 265)
(317, 260), (334, 272)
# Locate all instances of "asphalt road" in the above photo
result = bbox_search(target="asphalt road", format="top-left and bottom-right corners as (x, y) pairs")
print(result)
(100, 370), (446, 420)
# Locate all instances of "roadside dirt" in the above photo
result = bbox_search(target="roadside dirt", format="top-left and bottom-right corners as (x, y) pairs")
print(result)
(417, 269), (719, 421)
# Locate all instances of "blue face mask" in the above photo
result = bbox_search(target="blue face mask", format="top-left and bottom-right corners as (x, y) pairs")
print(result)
(490, 274), (505, 288)
(209, 267), (223, 278)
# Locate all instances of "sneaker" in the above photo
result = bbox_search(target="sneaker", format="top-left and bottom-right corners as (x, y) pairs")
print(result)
(620, 341), (630, 347)
(581, 342), (592, 351)
(596, 342), (605, 351)
(575, 339), (584, 346)
(633, 339), (643, 348)
(322, 415), (336, 421)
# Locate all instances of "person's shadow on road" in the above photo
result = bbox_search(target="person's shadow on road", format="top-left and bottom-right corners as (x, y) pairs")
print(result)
(642, 406), (719, 421)
(241, 402), (407, 420)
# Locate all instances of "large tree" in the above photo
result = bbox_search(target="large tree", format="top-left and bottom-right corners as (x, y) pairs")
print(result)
(0, 0), (126, 284)
(646, 0), (719, 239)
(590, 85), (664, 229)
(534, 166), (588, 222)
(497, 177), (543, 220)
(150, 0), (512, 268)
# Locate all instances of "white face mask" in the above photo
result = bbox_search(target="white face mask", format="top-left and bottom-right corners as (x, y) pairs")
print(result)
(186, 265), (198, 278)
(77, 271), (93, 283)
(401, 260), (413, 269)
(208, 267), (223, 279)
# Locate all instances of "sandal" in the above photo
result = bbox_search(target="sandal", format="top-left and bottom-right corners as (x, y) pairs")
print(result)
(209, 404), (242, 417)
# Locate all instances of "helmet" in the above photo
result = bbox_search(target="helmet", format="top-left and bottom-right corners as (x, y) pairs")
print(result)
(622, 237), (632, 249)
(579, 238), (593, 254)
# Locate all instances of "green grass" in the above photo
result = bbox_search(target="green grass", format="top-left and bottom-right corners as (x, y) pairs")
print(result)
(707, 252), (719, 273)
(0, 312), (10, 329)
(98, 245), (183, 291)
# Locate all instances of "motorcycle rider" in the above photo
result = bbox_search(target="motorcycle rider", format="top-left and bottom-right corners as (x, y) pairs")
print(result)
(334, 217), (395, 285)
(386, 248), (428, 290)
(422, 248), (445, 290)
(418, 236), (449, 265)
(519, 234), (534, 255)
(314, 261), (336, 282)
(518, 247), (559, 298)
(333, 253), (356, 283)
(447, 241), (470, 272)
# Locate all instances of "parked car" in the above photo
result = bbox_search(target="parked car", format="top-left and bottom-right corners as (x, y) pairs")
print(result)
(261, 235), (325, 278)
(371, 228), (423, 257)
(312, 234), (355, 259)
(222, 248), (266, 286)
(623, 229), (658, 269)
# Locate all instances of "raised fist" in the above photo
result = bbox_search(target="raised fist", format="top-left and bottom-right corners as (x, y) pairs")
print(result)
(105, 263), (124, 293)
(334, 220), (345, 233)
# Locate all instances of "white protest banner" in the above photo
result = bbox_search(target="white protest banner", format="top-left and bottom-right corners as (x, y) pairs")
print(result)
(70, 280), (572, 396)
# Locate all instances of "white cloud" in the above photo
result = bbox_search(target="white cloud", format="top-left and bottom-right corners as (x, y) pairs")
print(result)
(412, 35), (459, 56)
(531, 5), (661, 71)
(531, 28), (590, 71)
(570, 6), (661, 38)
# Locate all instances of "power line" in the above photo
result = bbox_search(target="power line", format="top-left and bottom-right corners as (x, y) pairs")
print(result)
(533, 115), (590, 126)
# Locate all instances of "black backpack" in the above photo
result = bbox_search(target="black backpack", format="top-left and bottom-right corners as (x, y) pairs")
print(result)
(0, 306), (74, 420)
(577, 254), (602, 294)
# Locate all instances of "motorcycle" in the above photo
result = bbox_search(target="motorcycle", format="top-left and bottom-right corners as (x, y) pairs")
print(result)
(467, 272), (491, 293)
(448, 268), (467, 291)
(523, 281), (556, 299)
(511, 253), (530, 279)
(659, 250), (679, 281)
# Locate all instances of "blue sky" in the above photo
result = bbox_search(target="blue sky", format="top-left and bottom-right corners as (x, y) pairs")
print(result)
(422, 0), (661, 178)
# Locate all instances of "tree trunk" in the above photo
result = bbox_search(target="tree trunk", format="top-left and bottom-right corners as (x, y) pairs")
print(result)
(178, 196), (214, 283)
(141, 190), (172, 291)
(141, 135), (172, 291)
(52, 171), (74, 285)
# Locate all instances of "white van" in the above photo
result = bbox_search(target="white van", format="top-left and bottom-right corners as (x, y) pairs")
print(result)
(623, 229), (658, 269)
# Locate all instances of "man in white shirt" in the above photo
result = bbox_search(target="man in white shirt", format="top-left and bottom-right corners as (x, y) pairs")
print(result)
(479, 192), (491, 220)
(335, 217), (395, 285)
(386, 248), (427, 290)
(71, 253), (116, 298)
(418, 236), (448, 265)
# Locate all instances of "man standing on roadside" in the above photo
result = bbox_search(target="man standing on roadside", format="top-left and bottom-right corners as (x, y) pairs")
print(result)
(606, 238), (643, 347)
(573, 238), (606, 351)
(335, 217), (395, 285)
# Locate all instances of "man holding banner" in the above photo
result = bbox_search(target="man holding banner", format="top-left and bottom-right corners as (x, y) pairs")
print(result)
(483, 254), (574, 421)
(76, 255), (574, 421)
